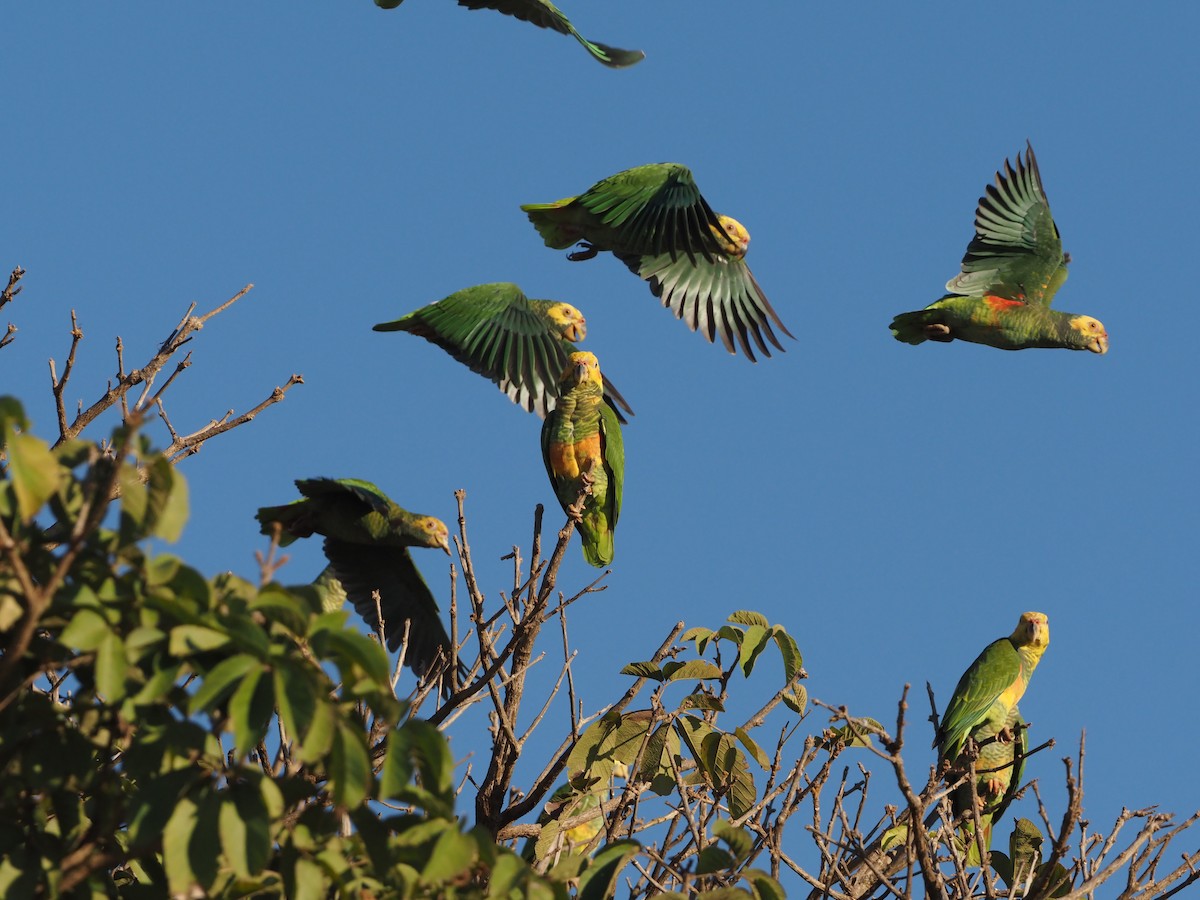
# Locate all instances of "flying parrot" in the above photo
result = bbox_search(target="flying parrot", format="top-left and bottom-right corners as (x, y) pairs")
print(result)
(372, 0), (644, 68)
(936, 612), (1049, 857)
(890, 143), (1108, 353)
(373, 282), (633, 423)
(256, 478), (459, 695)
(540, 352), (623, 567)
(522, 163), (793, 361)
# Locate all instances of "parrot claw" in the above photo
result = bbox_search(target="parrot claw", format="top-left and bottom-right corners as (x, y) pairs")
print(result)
(924, 323), (953, 342)
(567, 242), (599, 262)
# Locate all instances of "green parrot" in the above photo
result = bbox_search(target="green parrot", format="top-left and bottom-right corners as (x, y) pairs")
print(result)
(936, 612), (1049, 858)
(540, 351), (623, 567)
(522, 163), (793, 361)
(372, 0), (644, 68)
(890, 143), (1108, 353)
(256, 478), (458, 694)
(373, 282), (633, 423)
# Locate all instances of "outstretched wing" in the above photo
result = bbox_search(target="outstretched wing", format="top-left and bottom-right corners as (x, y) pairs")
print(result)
(454, 0), (643, 67)
(577, 163), (729, 263)
(322, 540), (456, 693)
(623, 250), (792, 361)
(946, 142), (1064, 306)
(375, 283), (633, 423)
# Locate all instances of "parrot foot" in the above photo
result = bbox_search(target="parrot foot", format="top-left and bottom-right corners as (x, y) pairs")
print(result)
(924, 323), (953, 342)
(567, 242), (599, 262)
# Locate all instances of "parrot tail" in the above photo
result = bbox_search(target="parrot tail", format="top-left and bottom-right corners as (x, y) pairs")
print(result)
(889, 309), (943, 345)
(521, 200), (582, 250)
(580, 517), (615, 568)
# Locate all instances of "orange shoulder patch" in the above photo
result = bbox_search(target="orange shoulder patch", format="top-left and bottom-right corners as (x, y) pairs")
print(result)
(984, 294), (1026, 311)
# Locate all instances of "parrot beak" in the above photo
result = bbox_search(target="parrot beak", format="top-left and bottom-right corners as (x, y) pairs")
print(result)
(439, 535), (451, 556)
(573, 362), (589, 382)
(1086, 334), (1108, 354)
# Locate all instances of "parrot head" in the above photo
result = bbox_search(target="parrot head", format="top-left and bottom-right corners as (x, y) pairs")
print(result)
(547, 302), (587, 343)
(1068, 316), (1108, 354)
(560, 351), (603, 389)
(1011, 612), (1050, 652)
(711, 215), (751, 259)
(407, 514), (451, 555)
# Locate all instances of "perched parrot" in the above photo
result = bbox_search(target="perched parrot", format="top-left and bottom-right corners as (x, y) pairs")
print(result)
(522, 778), (607, 867)
(522, 163), (793, 361)
(936, 612), (1049, 857)
(372, 0), (644, 68)
(540, 352), (623, 567)
(256, 478), (458, 695)
(890, 143), (1108, 354)
(373, 282), (633, 423)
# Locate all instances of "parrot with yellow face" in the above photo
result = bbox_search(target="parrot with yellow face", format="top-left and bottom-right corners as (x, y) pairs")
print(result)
(891, 144), (1107, 353)
(374, 282), (632, 422)
(540, 352), (623, 567)
(522, 163), (793, 361)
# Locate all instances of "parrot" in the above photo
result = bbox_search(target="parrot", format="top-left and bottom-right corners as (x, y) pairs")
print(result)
(522, 163), (793, 361)
(256, 478), (459, 695)
(372, 0), (644, 68)
(936, 612), (1049, 858)
(540, 352), (623, 567)
(890, 143), (1108, 354)
(373, 282), (633, 423)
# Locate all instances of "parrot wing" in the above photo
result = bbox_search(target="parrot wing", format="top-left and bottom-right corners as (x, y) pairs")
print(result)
(621, 249), (792, 360)
(575, 163), (729, 262)
(945, 142), (1064, 306)
(937, 636), (1021, 761)
(322, 539), (456, 695)
(375, 283), (632, 422)
(454, 0), (643, 67)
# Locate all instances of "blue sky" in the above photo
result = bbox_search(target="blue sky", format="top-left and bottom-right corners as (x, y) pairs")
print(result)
(5, 2), (1198, 886)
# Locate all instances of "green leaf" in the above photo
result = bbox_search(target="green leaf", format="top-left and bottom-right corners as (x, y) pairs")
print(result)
(577, 840), (639, 900)
(402, 719), (455, 805)
(298, 697), (336, 765)
(782, 686), (808, 715)
(679, 692), (724, 711)
(736, 624), (769, 677)
(273, 661), (317, 748)
(619, 661), (663, 680)
(6, 430), (62, 520)
(219, 780), (271, 877)
(0, 396), (29, 437)
(421, 827), (477, 885)
(680, 626), (714, 654)
(330, 719), (371, 809)
(146, 455), (189, 542)
(770, 627), (803, 682)
(119, 461), (148, 529)
(228, 666), (274, 756)
(291, 856), (328, 900)
(827, 717), (884, 749)
(734, 726), (769, 769)
(662, 660), (722, 682)
(744, 869), (786, 900)
(712, 819), (752, 861)
(881, 824), (908, 853)
(379, 729), (415, 802)
(694, 845), (735, 875)
(190, 654), (261, 713)
(169, 624), (231, 656)
(60, 606), (112, 652)
(95, 628), (129, 701)
(727, 610), (769, 628)
(163, 790), (221, 894)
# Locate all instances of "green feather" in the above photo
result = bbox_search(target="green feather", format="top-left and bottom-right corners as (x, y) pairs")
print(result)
(374, 0), (643, 68)
(374, 282), (632, 422)
(522, 163), (793, 360)
(257, 478), (458, 695)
